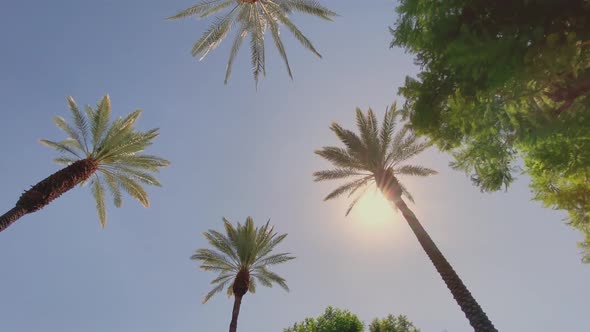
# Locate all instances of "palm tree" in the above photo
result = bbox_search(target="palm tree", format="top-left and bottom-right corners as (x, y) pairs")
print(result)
(167, 0), (336, 84)
(314, 105), (497, 332)
(192, 217), (294, 332)
(0, 95), (170, 232)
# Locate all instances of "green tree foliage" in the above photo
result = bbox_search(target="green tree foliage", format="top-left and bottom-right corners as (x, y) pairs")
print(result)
(284, 307), (421, 332)
(192, 217), (294, 332)
(168, 0), (336, 84)
(283, 307), (363, 332)
(368, 314), (420, 332)
(390, 0), (590, 260)
(0, 95), (169, 231)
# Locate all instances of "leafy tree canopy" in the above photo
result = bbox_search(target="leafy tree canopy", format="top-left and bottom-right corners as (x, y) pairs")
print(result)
(390, 0), (590, 260)
(284, 307), (363, 332)
(369, 314), (420, 332)
(284, 307), (420, 332)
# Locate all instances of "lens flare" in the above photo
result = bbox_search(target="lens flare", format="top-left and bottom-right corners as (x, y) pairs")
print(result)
(351, 188), (396, 226)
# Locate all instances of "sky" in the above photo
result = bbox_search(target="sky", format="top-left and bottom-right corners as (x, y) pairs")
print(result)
(0, 1), (588, 332)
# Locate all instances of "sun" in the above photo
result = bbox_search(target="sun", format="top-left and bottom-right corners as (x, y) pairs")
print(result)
(350, 187), (397, 226)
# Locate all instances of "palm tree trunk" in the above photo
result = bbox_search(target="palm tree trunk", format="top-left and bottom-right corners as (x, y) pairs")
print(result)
(229, 294), (243, 332)
(393, 197), (497, 331)
(0, 207), (28, 232)
(0, 158), (98, 232)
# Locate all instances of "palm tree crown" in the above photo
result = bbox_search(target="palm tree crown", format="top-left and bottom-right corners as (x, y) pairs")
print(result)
(192, 217), (294, 303)
(314, 105), (437, 215)
(41, 95), (170, 227)
(168, 0), (337, 84)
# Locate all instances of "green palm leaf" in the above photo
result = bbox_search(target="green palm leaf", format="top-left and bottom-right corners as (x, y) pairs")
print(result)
(191, 217), (294, 303)
(314, 106), (437, 215)
(167, 0), (230, 20)
(91, 177), (107, 228)
(169, 0), (336, 83)
(285, 0), (337, 20)
(39, 95), (169, 227)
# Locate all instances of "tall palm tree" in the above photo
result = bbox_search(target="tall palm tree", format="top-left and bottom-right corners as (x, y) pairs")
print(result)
(0, 95), (170, 232)
(313, 105), (497, 332)
(192, 217), (294, 332)
(167, 0), (336, 84)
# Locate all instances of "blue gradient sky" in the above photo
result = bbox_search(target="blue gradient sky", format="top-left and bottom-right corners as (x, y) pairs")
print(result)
(1, 1), (588, 331)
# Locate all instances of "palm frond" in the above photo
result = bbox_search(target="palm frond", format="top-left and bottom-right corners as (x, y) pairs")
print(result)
(204, 230), (239, 264)
(198, 0), (235, 18)
(98, 129), (159, 161)
(255, 267), (289, 291)
(253, 252), (294, 268)
(171, 0), (334, 83)
(324, 177), (369, 201)
(284, 0), (337, 20)
(116, 175), (150, 207)
(192, 248), (237, 270)
(91, 177), (107, 228)
(53, 157), (77, 165)
(102, 170), (123, 208)
(210, 272), (235, 285)
(346, 185), (370, 216)
(225, 22), (249, 84)
(388, 141), (431, 166)
(52, 116), (85, 153)
(167, 0), (229, 20)
(113, 154), (170, 171)
(330, 123), (367, 159)
(203, 280), (230, 304)
(270, 6), (321, 58)
(380, 104), (397, 155)
(313, 168), (366, 182)
(106, 165), (162, 187)
(253, 232), (287, 259)
(191, 9), (236, 60)
(315, 147), (362, 169)
(396, 165), (438, 177)
(39, 139), (82, 158)
(91, 96), (112, 151)
(250, 5), (266, 84)
(248, 277), (257, 293)
(96, 110), (142, 155)
(261, 2), (292, 79)
(67, 96), (89, 152)
(255, 273), (273, 287)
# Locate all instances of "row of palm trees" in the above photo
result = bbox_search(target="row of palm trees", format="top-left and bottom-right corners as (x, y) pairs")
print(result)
(0, 98), (496, 331)
(1, 1), (498, 331)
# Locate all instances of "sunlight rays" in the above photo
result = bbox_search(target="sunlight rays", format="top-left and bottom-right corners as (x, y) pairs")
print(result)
(350, 187), (397, 227)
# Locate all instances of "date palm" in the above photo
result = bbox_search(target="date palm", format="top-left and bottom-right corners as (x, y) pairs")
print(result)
(314, 105), (497, 332)
(167, 0), (336, 84)
(0, 95), (169, 232)
(192, 217), (294, 332)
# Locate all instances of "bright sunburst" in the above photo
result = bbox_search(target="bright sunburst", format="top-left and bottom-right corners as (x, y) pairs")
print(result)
(350, 187), (397, 226)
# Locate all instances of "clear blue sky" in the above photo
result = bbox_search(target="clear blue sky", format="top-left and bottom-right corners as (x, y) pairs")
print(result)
(0, 1), (588, 331)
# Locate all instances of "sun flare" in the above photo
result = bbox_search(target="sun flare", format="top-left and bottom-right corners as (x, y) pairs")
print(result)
(350, 188), (397, 226)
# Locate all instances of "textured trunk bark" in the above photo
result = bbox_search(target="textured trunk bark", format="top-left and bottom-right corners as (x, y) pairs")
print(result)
(229, 294), (243, 332)
(377, 169), (497, 332)
(0, 207), (28, 233)
(0, 158), (98, 232)
(228, 269), (249, 332)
